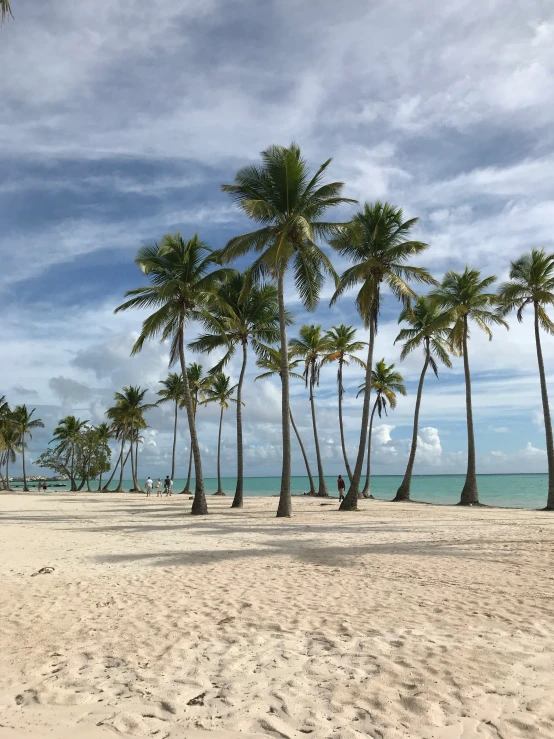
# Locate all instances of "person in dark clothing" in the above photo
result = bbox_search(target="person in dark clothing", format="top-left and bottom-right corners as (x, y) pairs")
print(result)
(337, 475), (346, 501)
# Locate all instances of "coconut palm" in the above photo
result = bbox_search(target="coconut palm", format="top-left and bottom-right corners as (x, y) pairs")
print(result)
(255, 345), (317, 495)
(1, 1), (12, 24)
(202, 374), (238, 496)
(290, 325), (332, 497)
(189, 272), (288, 508)
(51, 416), (89, 490)
(431, 268), (508, 505)
(330, 201), (436, 510)
(12, 405), (44, 491)
(220, 143), (356, 517)
(498, 249), (554, 509)
(105, 406), (130, 492)
(114, 233), (232, 515)
(0, 395), (11, 490)
(94, 423), (114, 491)
(182, 363), (211, 495)
(1, 424), (20, 489)
(111, 386), (153, 492)
(391, 297), (453, 501)
(357, 359), (406, 498)
(156, 372), (185, 482)
(322, 324), (367, 482)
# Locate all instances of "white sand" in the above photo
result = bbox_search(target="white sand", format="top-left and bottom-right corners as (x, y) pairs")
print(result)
(1, 492), (553, 739)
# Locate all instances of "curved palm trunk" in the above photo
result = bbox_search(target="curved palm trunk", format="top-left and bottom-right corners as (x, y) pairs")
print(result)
(171, 400), (178, 482)
(214, 405), (225, 495)
(460, 316), (479, 504)
(116, 436), (126, 492)
(394, 351), (430, 501)
(337, 360), (353, 483)
(341, 318), (376, 510)
(277, 271), (292, 517)
(129, 427), (136, 490)
(361, 400), (378, 498)
(232, 340), (248, 508)
(290, 410), (316, 495)
(134, 440), (143, 491)
(309, 390), (328, 497)
(179, 328), (207, 514)
(98, 469), (104, 492)
(534, 303), (554, 509)
(6, 456), (12, 490)
(184, 446), (193, 493)
(22, 433), (28, 491)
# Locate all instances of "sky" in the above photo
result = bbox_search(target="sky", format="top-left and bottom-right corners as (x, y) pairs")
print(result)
(1, 0), (554, 481)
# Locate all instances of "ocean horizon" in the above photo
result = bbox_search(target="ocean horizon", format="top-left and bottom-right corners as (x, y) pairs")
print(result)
(17, 473), (551, 510)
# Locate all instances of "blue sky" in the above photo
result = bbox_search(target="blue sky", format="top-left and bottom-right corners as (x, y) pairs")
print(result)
(1, 0), (554, 480)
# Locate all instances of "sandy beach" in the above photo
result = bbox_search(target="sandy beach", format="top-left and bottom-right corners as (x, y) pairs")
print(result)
(1, 492), (553, 739)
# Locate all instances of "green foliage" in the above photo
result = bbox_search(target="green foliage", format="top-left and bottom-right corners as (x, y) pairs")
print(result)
(357, 358), (407, 416)
(498, 248), (554, 333)
(202, 373), (238, 410)
(289, 324), (331, 392)
(395, 296), (453, 376)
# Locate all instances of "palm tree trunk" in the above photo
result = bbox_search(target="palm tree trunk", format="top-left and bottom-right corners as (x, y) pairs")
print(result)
(98, 469), (103, 492)
(22, 433), (28, 491)
(232, 339), (248, 508)
(179, 328), (207, 514)
(341, 317), (376, 510)
(337, 361), (353, 483)
(129, 427), (136, 490)
(171, 400), (178, 482)
(290, 410), (316, 495)
(309, 389), (328, 496)
(134, 440), (143, 491)
(116, 436), (126, 492)
(277, 270), (292, 517)
(214, 405), (225, 495)
(0, 464), (6, 490)
(184, 446), (193, 493)
(394, 350), (430, 501)
(6, 456), (11, 490)
(361, 400), (378, 498)
(534, 303), (554, 509)
(460, 316), (479, 504)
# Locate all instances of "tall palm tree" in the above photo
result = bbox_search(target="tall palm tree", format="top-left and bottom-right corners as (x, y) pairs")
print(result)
(393, 297), (453, 501)
(182, 363), (211, 495)
(357, 359), (406, 498)
(51, 416), (88, 490)
(202, 374), (238, 496)
(330, 201), (436, 510)
(1, 1), (12, 24)
(112, 386), (153, 492)
(431, 268), (508, 505)
(94, 422), (114, 491)
(0, 395), (11, 490)
(220, 143), (356, 517)
(105, 406), (129, 492)
(1, 424), (20, 490)
(114, 233), (232, 515)
(189, 272), (287, 508)
(255, 345), (317, 496)
(156, 372), (185, 482)
(322, 324), (366, 482)
(498, 248), (554, 510)
(12, 405), (44, 491)
(290, 325), (332, 497)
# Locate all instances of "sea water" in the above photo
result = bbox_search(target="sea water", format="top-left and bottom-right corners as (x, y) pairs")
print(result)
(93, 474), (549, 509)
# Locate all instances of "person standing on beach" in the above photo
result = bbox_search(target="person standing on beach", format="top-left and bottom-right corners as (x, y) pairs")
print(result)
(145, 477), (153, 497)
(164, 476), (171, 496)
(156, 478), (162, 497)
(337, 475), (346, 501)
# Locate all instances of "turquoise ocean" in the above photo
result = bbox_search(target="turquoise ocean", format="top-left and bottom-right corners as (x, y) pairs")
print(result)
(28, 473), (550, 509)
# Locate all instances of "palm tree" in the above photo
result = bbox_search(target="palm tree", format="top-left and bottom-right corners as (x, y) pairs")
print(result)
(12, 405), (44, 491)
(189, 272), (287, 508)
(156, 372), (185, 482)
(0, 395), (11, 490)
(51, 416), (88, 490)
(330, 201), (436, 510)
(323, 324), (366, 482)
(112, 386), (153, 492)
(182, 363), (211, 495)
(2, 424), (20, 489)
(1, 1), (12, 24)
(255, 345), (317, 496)
(94, 423), (114, 491)
(357, 359), (406, 498)
(498, 249), (554, 510)
(202, 374), (238, 496)
(431, 268), (508, 505)
(393, 297), (453, 501)
(220, 143), (356, 517)
(290, 325), (332, 497)
(105, 406), (129, 492)
(114, 233), (232, 515)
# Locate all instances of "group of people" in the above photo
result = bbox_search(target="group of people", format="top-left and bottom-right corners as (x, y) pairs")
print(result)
(145, 476), (173, 497)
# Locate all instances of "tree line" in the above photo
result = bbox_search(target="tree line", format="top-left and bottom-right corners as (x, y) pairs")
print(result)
(2, 143), (554, 514)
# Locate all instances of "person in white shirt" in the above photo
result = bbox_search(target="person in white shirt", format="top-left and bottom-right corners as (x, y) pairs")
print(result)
(155, 478), (162, 497)
(145, 477), (153, 497)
